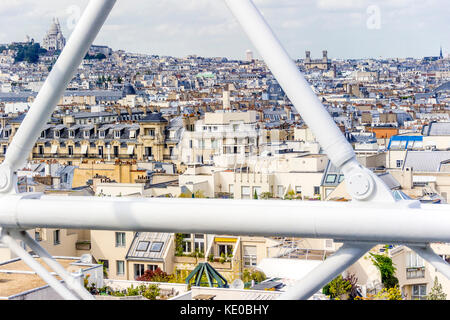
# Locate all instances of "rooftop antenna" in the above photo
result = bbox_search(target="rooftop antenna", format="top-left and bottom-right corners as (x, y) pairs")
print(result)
(0, 0), (449, 301)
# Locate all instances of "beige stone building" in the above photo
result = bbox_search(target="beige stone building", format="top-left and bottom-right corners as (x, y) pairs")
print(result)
(391, 244), (450, 300)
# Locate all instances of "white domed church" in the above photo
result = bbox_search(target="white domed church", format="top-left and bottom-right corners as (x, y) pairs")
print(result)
(42, 18), (66, 52)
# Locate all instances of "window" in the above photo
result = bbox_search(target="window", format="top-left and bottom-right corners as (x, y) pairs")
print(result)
(53, 230), (60, 245)
(98, 146), (104, 157)
(149, 242), (164, 252)
(35, 231), (42, 242)
(243, 245), (257, 267)
(295, 186), (302, 194)
(194, 234), (205, 253)
(69, 130), (75, 139)
(241, 186), (250, 199)
(325, 174), (337, 183)
(136, 241), (150, 251)
(40, 131), (46, 138)
(338, 175), (345, 183)
(149, 129), (155, 137)
(2, 146), (6, 154)
(54, 130), (59, 138)
(129, 130), (136, 139)
(314, 186), (320, 195)
(68, 146), (73, 156)
(218, 244), (233, 257)
(114, 130), (121, 139)
(99, 131), (105, 138)
(407, 252), (424, 268)
(147, 265), (158, 272)
(182, 234), (192, 253)
(396, 160), (404, 168)
(277, 185), (284, 197)
(189, 140), (193, 148)
(115, 232), (126, 247)
(116, 260), (125, 276)
(99, 259), (109, 271)
(38, 145), (44, 155)
(134, 264), (145, 279)
(412, 284), (427, 300)
(84, 131), (90, 139)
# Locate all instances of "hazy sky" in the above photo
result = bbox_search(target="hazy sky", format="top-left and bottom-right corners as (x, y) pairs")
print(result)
(0, 0), (448, 60)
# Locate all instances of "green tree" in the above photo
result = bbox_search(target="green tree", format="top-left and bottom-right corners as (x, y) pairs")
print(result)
(426, 276), (447, 300)
(322, 275), (352, 300)
(253, 189), (258, 199)
(369, 252), (399, 289)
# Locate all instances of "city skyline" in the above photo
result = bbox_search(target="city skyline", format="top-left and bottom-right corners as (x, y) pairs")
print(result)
(0, 0), (448, 60)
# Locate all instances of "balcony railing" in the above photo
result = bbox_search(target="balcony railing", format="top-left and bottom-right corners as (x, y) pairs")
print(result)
(406, 267), (425, 279)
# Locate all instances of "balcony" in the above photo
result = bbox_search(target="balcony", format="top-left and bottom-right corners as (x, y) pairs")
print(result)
(76, 240), (91, 251)
(406, 266), (425, 279)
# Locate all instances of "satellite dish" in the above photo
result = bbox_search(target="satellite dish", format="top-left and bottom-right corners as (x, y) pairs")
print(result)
(230, 279), (245, 290)
(80, 254), (92, 264)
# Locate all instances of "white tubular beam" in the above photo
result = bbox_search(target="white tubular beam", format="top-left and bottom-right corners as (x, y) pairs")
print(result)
(278, 242), (374, 300)
(411, 245), (450, 280)
(10, 230), (94, 300)
(4, 196), (450, 244)
(0, 232), (79, 300)
(3, 0), (116, 171)
(224, 0), (355, 168)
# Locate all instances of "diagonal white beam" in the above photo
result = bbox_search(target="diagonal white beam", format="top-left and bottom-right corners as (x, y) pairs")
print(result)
(278, 242), (374, 300)
(10, 229), (95, 300)
(3, 0), (117, 172)
(0, 230), (79, 300)
(224, 0), (354, 168)
(410, 244), (450, 280)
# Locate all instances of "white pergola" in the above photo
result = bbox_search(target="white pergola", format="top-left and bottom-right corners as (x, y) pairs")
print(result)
(0, 0), (449, 300)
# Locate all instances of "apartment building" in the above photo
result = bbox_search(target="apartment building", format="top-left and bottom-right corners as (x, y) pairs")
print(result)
(391, 244), (450, 300)
(179, 151), (327, 199)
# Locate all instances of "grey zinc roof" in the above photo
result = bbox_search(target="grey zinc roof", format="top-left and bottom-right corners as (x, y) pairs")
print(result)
(403, 151), (450, 172)
(422, 122), (450, 136)
(126, 232), (172, 261)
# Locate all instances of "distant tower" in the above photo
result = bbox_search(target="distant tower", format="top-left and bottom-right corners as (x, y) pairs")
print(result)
(42, 18), (66, 51)
(305, 51), (311, 63)
(440, 46), (443, 59)
(246, 49), (254, 62)
(322, 50), (328, 63)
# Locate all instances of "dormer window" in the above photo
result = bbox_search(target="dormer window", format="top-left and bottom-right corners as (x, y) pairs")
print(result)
(99, 131), (105, 138)
(54, 130), (60, 138)
(114, 130), (121, 139)
(69, 130), (75, 139)
(129, 130), (136, 139)
(40, 131), (46, 139)
(84, 130), (90, 139)
(4, 130), (9, 138)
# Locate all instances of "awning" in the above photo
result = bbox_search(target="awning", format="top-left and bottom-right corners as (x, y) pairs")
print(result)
(80, 144), (88, 154)
(50, 145), (58, 154)
(127, 145), (135, 155)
